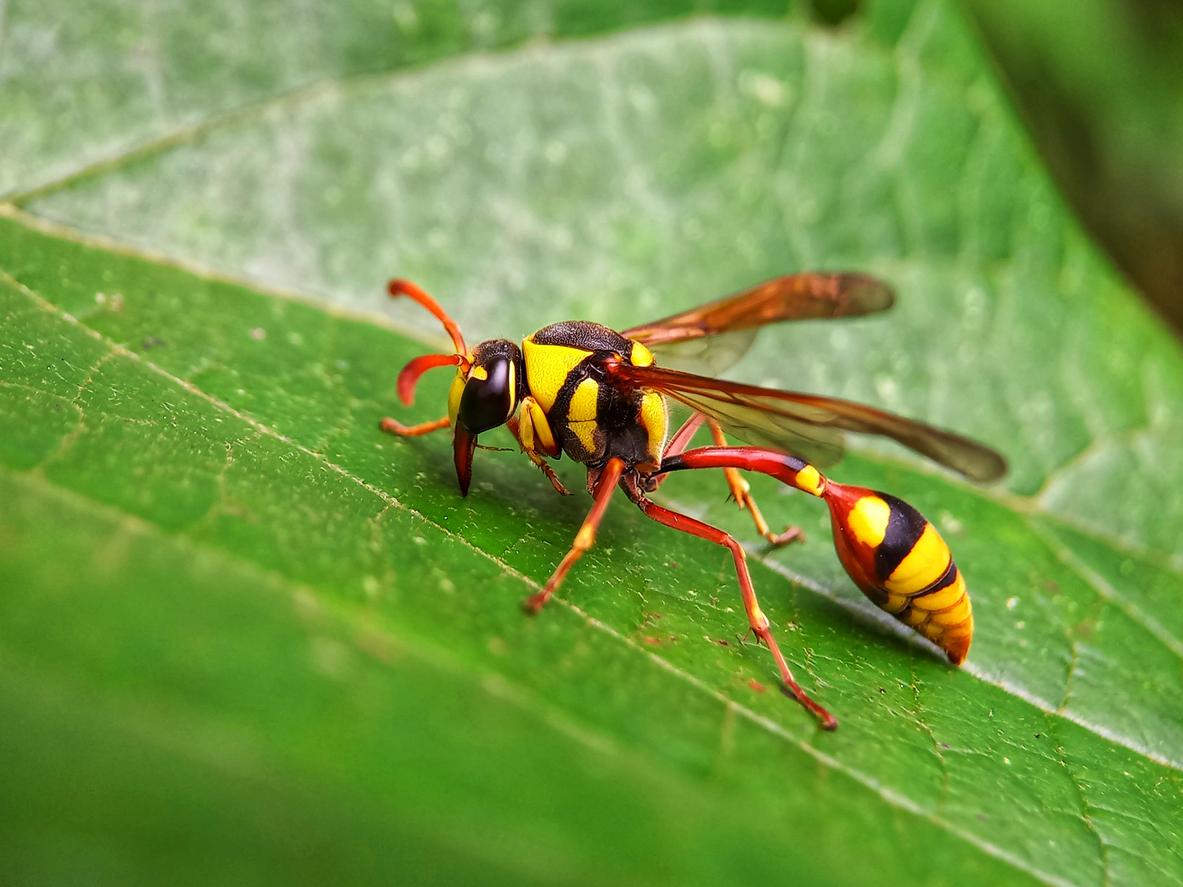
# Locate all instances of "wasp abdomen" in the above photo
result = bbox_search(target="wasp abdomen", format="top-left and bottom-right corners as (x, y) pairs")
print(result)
(656, 449), (974, 665)
(824, 484), (973, 665)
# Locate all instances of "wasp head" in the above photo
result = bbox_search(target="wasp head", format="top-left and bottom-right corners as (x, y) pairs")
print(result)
(447, 339), (525, 495)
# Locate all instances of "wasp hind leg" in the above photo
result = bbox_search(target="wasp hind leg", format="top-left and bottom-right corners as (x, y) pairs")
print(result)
(522, 457), (626, 614)
(706, 419), (804, 546)
(621, 474), (837, 730)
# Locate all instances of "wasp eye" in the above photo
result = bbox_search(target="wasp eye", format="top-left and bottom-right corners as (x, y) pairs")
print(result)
(458, 356), (513, 433)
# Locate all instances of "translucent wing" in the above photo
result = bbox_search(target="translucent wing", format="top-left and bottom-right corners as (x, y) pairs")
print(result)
(623, 272), (894, 374)
(607, 362), (1007, 482)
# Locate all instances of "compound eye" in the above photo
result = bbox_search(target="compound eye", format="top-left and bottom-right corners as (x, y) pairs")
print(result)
(458, 357), (512, 433)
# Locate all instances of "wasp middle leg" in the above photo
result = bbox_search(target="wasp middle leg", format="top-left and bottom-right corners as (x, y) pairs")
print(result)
(522, 457), (626, 614)
(705, 419), (803, 546)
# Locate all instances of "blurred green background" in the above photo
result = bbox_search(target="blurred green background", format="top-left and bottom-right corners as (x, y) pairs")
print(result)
(818, 0), (1183, 332)
(963, 0), (1183, 334)
(2, 1), (1182, 885)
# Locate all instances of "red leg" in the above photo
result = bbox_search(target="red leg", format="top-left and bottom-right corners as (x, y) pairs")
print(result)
(621, 475), (836, 729)
(706, 420), (804, 546)
(665, 412), (706, 458)
(523, 458), (626, 614)
(379, 416), (450, 437)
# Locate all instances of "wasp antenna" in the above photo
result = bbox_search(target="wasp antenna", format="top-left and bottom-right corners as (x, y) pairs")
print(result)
(387, 279), (468, 355)
(397, 353), (461, 406)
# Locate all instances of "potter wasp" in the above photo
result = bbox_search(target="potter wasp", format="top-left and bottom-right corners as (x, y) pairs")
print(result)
(381, 274), (1006, 729)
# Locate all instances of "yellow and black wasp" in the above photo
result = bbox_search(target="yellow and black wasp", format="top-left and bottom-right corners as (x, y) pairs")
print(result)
(381, 275), (1006, 729)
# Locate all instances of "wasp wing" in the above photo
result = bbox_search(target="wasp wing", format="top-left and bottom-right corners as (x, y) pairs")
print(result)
(608, 363), (1007, 482)
(623, 272), (895, 374)
(632, 329), (761, 377)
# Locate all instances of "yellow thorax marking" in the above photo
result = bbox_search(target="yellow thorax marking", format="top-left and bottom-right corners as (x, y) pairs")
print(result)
(567, 379), (600, 453)
(638, 390), (668, 463)
(522, 338), (590, 413)
(567, 379), (599, 422)
(630, 340), (655, 367)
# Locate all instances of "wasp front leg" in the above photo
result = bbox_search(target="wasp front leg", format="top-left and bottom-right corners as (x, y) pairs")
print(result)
(508, 396), (571, 496)
(379, 416), (450, 437)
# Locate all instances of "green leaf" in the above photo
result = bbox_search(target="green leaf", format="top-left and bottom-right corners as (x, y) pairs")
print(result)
(2, 1), (1182, 885)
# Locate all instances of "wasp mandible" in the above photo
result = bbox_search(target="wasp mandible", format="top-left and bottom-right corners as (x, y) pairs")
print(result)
(381, 275), (1006, 729)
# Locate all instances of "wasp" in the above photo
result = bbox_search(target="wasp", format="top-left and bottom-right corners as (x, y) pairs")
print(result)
(381, 275), (1006, 729)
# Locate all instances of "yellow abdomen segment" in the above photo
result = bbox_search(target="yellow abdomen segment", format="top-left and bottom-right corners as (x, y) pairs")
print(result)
(882, 513), (972, 665)
(885, 524), (949, 594)
(899, 562), (973, 666)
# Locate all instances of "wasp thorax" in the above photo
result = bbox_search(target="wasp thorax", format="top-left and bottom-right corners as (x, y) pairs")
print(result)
(455, 339), (524, 433)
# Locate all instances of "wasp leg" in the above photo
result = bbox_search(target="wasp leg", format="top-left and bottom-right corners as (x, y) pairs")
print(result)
(705, 419), (804, 546)
(379, 416), (450, 437)
(507, 416), (571, 496)
(663, 413), (707, 459)
(523, 457), (626, 614)
(621, 474), (836, 730)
